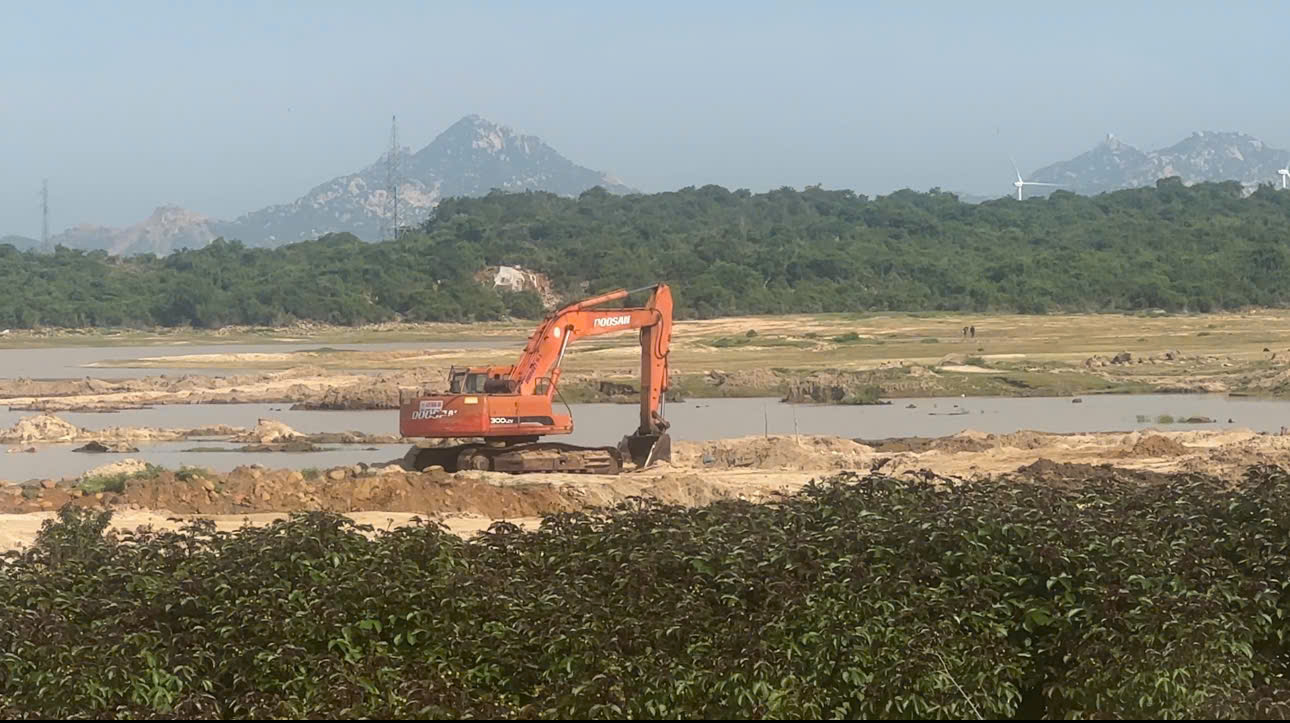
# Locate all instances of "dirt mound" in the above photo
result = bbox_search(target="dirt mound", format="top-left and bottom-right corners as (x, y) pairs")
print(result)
(675, 435), (873, 471)
(0, 414), (81, 443)
(289, 371), (436, 410)
(1124, 435), (1190, 457)
(992, 430), (1056, 450)
(1008, 458), (1170, 485)
(782, 372), (886, 405)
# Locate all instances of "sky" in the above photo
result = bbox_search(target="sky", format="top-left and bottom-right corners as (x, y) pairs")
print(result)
(4, 0), (1290, 236)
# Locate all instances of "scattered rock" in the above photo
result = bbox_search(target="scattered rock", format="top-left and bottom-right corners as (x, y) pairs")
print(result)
(1110, 352), (1133, 365)
(327, 469), (346, 481)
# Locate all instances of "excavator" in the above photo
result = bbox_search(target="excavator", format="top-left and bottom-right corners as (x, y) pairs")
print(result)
(399, 283), (673, 474)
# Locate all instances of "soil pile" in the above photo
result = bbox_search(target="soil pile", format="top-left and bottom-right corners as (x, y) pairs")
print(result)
(1125, 434), (1190, 457)
(782, 372), (886, 405)
(674, 435), (874, 471)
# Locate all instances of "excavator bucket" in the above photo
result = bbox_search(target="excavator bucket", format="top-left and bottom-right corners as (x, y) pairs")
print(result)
(623, 432), (672, 469)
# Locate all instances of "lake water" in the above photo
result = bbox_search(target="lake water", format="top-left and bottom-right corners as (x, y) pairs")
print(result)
(4, 393), (1290, 481)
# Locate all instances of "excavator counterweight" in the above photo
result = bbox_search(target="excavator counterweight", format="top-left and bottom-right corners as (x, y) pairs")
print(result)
(399, 284), (673, 474)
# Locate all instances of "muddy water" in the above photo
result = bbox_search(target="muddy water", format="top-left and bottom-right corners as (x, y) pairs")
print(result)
(5, 393), (1290, 481)
(0, 340), (510, 380)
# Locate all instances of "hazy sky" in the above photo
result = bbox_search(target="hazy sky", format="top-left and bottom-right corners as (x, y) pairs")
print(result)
(4, 0), (1290, 236)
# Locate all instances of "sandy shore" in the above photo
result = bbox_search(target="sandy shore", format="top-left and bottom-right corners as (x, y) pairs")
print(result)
(4, 427), (1289, 551)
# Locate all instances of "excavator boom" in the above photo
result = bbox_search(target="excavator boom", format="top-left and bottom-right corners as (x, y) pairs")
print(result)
(399, 284), (673, 474)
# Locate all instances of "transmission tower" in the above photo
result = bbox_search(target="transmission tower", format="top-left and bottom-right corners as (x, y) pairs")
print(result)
(40, 179), (49, 251)
(385, 115), (401, 240)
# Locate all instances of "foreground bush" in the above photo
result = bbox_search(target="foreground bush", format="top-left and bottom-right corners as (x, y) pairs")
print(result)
(5, 468), (1290, 718)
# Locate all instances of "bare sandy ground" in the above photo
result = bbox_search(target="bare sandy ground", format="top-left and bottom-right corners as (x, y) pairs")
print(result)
(5, 428), (1290, 552)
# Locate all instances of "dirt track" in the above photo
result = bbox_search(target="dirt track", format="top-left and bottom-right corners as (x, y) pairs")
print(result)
(5, 428), (1290, 551)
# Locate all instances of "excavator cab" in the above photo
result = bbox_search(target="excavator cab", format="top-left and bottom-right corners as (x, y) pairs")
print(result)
(400, 284), (674, 474)
(447, 366), (516, 394)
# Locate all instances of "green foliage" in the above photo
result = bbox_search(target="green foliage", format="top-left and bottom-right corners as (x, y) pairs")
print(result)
(8, 468), (1290, 718)
(6, 181), (1290, 327)
(964, 356), (988, 367)
(301, 467), (320, 481)
(78, 463), (163, 494)
(708, 335), (752, 348)
(919, 337), (940, 344)
(1157, 414), (1176, 424)
(832, 331), (862, 343)
(175, 466), (207, 482)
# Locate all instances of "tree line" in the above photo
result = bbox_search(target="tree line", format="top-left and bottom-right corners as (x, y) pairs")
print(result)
(2, 177), (1289, 328)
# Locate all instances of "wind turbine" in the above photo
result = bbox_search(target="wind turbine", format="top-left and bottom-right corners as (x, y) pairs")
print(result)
(1010, 156), (1062, 200)
(1279, 159), (1289, 189)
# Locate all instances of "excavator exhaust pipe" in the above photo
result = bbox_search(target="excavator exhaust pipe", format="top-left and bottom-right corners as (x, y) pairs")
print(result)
(623, 432), (672, 469)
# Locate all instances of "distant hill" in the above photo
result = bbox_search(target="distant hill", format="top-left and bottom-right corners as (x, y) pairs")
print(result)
(22, 115), (635, 256)
(0, 235), (39, 251)
(1029, 131), (1290, 195)
(48, 207), (218, 257)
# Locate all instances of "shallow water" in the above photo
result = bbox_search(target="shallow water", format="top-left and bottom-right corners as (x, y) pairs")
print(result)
(3, 392), (1289, 480)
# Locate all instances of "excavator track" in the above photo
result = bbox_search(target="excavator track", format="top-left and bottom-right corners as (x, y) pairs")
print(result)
(407, 442), (623, 474)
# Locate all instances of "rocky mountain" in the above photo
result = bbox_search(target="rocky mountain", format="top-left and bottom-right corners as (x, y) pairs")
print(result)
(18, 115), (634, 255)
(48, 206), (218, 257)
(215, 114), (634, 247)
(1029, 131), (1290, 195)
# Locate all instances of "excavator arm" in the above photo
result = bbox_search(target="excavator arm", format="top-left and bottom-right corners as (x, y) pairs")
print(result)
(508, 284), (673, 442)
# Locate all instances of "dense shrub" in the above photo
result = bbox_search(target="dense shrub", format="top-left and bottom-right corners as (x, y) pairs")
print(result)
(5, 179), (1290, 328)
(5, 467), (1290, 718)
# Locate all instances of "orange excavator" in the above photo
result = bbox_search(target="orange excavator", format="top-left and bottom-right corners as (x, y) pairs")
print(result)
(399, 283), (673, 474)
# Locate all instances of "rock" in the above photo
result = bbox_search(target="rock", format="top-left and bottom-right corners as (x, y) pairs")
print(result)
(1110, 352), (1133, 365)
(1072, 398), (1083, 404)
(83, 458), (149, 480)
(0, 413), (81, 443)
(1181, 416), (1215, 424)
(238, 419), (304, 444)
(6, 446), (36, 454)
(327, 469), (346, 481)
(39, 479), (56, 489)
(73, 440), (140, 453)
